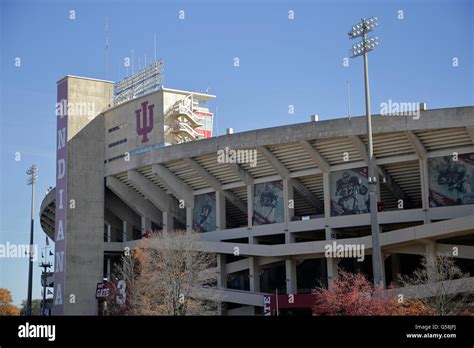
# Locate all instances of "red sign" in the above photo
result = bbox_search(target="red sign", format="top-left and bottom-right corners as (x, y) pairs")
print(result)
(95, 283), (112, 299)
(136, 101), (154, 143)
(263, 293), (318, 315)
(195, 129), (212, 138)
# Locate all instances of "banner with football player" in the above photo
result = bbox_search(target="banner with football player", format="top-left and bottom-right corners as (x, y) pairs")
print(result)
(331, 168), (370, 216)
(253, 180), (284, 225)
(193, 192), (216, 232)
(429, 153), (474, 207)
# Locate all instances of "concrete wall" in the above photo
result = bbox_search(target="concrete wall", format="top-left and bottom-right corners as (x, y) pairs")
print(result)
(105, 106), (474, 177)
(65, 114), (106, 314)
(104, 91), (164, 162)
(65, 76), (114, 140)
(61, 76), (113, 315)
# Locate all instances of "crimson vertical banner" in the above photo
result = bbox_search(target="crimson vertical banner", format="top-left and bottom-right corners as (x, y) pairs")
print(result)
(52, 79), (68, 314)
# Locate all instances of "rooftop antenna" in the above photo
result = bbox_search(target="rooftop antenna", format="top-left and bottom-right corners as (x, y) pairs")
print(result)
(347, 80), (351, 119)
(215, 105), (218, 137)
(105, 17), (109, 79)
(152, 33), (165, 86)
(125, 54), (129, 76)
(154, 33), (157, 62)
(144, 52), (147, 67)
(138, 56), (141, 70)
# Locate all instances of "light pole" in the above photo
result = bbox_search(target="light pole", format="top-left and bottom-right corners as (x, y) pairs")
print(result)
(26, 164), (38, 315)
(39, 261), (52, 316)
(348, 17), (384, 287)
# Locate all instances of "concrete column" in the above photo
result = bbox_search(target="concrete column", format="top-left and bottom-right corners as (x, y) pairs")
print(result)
(378, 225), (387, 287)
(283, 179), (295, 244)
(105, 223), (111, 243)
(163, 212), (173, 233)
(376, 177), (381, 202)
(248, 184), (257, 242)
(283, 179), (294, 223)
(424, 240), (437, 281)
(323, 172), (331, 220)
(217, 254), (227, 289)
(141, 216), (151, 235)
(247, 185), (254, 228)
(391, 254), (401, 286)
(285, 232), (295, 244)
(323, 172), (338, 285)
(186, 206), (193, 233)
(122, 221), (128, 242)
(53, 77), (114, 315)
(355, 257), (363, 273)
(380, 251), (387, 287)
(106, 257), (111, 281)
(216, 190), (226, 231)
(249, 257), (260, 293)
(285, 259), (297, 294)
(320, 258), (328, 288)
(325, 227), (339, 284)
(419, 159), (430, 224)
(425, 240), (436, 258)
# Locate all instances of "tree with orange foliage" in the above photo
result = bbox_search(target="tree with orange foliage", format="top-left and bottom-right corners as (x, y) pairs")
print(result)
(0, 288), (20, 316)
(313, 272), (430, 316)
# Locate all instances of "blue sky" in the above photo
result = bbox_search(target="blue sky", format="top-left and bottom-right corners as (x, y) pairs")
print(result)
(0, 0), (472, 306)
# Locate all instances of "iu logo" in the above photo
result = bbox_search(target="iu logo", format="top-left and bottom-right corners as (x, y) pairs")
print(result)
(136, 101), (155, 143)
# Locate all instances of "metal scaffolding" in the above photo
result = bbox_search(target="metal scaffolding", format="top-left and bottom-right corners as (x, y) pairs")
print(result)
(114, 59), (164, 106)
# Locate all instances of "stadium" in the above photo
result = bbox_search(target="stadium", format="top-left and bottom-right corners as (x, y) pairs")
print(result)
(39, 62), (474, 315)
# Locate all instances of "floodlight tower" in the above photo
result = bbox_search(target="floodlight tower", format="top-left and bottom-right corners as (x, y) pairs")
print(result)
(26, 164), (38, 315)
(348, 17), (384, 287)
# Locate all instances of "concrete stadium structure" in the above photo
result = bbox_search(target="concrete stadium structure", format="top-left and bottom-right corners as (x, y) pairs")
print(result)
(40, 74), (474, 315)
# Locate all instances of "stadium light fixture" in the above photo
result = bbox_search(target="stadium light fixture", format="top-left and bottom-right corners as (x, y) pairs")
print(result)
(348, 16), (378, 39)
(348, 18), (384, 288)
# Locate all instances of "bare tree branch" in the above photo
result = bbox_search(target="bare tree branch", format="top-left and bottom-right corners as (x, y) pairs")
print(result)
(109, 230), (221, 315)
(399, 254), (473, 315)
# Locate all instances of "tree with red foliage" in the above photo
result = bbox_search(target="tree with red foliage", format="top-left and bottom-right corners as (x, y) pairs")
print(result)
(313, 272), (430, 316)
